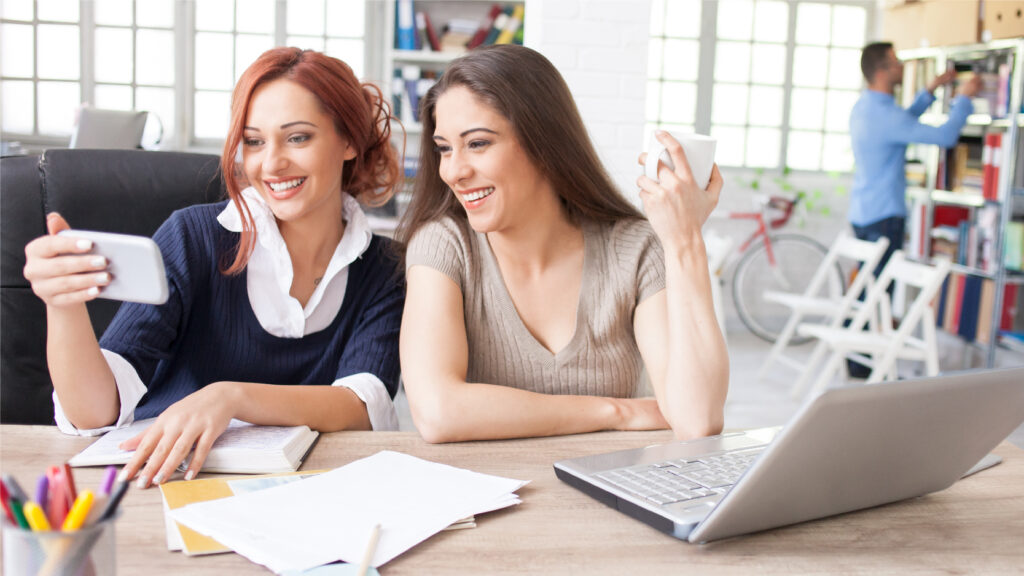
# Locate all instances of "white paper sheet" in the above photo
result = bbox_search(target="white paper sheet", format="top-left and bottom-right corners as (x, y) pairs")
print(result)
(171, 450), (528, 574)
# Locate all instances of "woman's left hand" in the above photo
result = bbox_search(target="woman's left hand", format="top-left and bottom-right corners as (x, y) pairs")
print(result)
(636, 131), (723, 252)
(118, 382), (239, 488)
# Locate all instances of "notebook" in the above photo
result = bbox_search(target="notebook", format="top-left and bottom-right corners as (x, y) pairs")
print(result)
(69, 418), (319, 474)
(554, 366), (1024, 543)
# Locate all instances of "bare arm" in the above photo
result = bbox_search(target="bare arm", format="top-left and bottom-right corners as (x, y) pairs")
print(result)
(400, 265), (668, 443)
(23, 213), (119, 429)
(636, 132), (729, 439)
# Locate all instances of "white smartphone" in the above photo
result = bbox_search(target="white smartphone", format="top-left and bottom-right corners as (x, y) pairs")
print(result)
(58, 229), (169, 305)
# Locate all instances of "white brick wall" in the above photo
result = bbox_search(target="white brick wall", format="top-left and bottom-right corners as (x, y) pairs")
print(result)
(525, 0), (653, 205)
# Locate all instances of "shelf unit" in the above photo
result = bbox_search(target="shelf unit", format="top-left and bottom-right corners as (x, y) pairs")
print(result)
(899, 39), (1024, 367)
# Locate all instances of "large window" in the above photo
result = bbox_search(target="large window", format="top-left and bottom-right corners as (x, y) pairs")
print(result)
(646, 0), (871, 172)
(1, 0), (367, 149)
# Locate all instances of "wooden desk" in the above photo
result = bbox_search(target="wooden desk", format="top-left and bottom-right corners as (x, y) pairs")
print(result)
(2, 426), (1023, 574)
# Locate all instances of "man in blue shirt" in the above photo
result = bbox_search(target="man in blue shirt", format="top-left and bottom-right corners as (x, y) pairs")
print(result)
(849, 42), (981, 272)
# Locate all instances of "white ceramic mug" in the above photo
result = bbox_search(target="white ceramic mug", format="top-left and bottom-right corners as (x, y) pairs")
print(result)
(644, 131), (717, 190)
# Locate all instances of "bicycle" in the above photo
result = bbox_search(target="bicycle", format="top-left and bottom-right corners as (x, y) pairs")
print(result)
(710, 191), (845, 344)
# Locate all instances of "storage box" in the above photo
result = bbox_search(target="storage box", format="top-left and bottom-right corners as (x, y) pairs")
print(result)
(884, 0), (980, 50)
(982, 0), (1024, 41)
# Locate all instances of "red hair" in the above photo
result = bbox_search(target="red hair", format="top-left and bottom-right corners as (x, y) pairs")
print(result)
(220, 47), (401, 275)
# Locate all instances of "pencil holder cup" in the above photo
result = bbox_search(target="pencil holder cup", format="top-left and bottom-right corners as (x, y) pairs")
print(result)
(2, 513), (119, 576)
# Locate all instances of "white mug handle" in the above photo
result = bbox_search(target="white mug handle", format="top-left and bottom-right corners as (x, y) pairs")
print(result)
(645, 138), (671, 182)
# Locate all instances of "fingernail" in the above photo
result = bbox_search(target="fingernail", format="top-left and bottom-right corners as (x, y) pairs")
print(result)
(76, 239), (93, 251)
(91, 256), (106, 268)
(95, 273), (110, 284)
(87, 286), (100, 296)
(136, 475), (149, 489)
(117, 469), (129, 483)
(153, 472), (165, 485)
(184, 470), (195, 481)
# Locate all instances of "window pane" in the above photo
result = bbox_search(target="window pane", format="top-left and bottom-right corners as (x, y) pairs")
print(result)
(2, 80), (33, 132)
(646, 80), (661, 121)
(650, 0), (665, 36)
(327, 0), (365, 37)
(717, 0), (753, 40)
(325, 38), (364, 78)
(137, 0), (175, 27)
(790, 88), (825, 130)
(662, 39), (699, 82)
(194, 90), (230, 139)
(94, 84), (133, 109)
(715, 41), (750, 83)
(94, 0), (133, 26)
(659, 82), (697, 125)
(38, 81), (79, 135)
(822, 132), (853, 172)
(236, 0), (275, 34)
(664, 0), (700, 38)
(648, 38), (664, 78)
(94, 27), (133, 83)
(746, 127), (780, 168)
(750, 42), (785, 85)
(38, 25), (80, 80)
(288, 0), (325, 35)
(786, 130), (823, 170)
(2, 24), (34, 78)
(825, 89), (858, 132)
(748, 85), (783, 127)
(792, 46), (827, 87)
(828, 48), (862, 90)
(136, 29), (175, 86)
(235, 34), (275, 82)
(194, 32), (234, 90)
(831, 5), (866, 48)
(753, 0), (788, 43)
(710, 125), (746, 167)
(37, 0), (79, 22)
(712, 84), (748, 125)
(196, 0), (234, 32)
(795, 3), (830, 46)
(287, 36), (326, 51)
(3, 0), (33, 20)
(136, 86), (176, 143)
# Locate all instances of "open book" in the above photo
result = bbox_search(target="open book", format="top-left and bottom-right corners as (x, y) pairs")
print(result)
(68, 418), (319, 474)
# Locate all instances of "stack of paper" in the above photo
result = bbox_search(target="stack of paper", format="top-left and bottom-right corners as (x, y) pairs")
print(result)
(170, 451), (528, 573)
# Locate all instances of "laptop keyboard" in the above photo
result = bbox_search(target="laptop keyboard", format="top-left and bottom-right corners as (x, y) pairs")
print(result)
(595, 447), (765, 506)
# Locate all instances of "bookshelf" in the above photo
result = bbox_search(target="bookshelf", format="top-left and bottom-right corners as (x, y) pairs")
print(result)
(900, 39), (1024, 367)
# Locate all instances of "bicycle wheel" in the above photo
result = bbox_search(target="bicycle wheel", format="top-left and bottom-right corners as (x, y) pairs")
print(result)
(731, 233), (844, 344)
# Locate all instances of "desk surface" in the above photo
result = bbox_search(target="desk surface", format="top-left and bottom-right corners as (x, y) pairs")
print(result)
(2, 426), (1023, 575)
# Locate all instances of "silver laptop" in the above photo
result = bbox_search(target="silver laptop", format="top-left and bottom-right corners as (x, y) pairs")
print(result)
(554, 367), (1024, 543)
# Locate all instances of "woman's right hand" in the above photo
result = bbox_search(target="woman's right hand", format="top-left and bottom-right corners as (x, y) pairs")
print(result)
(23, 213), (110, 308)
(613, 397), (670, 431)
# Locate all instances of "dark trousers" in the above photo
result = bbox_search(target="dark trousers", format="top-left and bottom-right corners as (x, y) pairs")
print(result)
(845, 216), (905, 377)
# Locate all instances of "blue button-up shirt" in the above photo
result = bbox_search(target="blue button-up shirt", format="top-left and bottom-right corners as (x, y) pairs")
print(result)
(848, 89), (973, 226)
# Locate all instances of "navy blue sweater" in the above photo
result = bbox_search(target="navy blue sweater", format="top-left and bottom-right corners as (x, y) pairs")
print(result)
(99, 202), (404, 420)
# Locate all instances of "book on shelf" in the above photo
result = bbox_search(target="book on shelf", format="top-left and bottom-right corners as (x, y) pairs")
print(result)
(1005, 221), (1024, 271)
(416, 10), (441, 52)
(468, 4), (503, 49)
(983, 132), (1002, 201)
(494, 4), (524, 45)
(68, 418), (319, 474)
(396, 0), (416, 51)
(483, 6), (514, 46)
(1000, 331), (1024, 354)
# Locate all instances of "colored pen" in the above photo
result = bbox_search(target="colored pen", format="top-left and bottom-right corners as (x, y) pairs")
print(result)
(35, 474), (50, 515)
(23, 501), (52, 531)
(62, 490), (94, 531)
(98, 481), (129, 522)
(62, 463), (78, 501)
(99, 466), (118, 496)
(356, 523), (382, 576)
(2, 473), (29, 502)
(9, 497), (30, 529)
(46, 468), (70, 528)
(0, 479), (16, 524)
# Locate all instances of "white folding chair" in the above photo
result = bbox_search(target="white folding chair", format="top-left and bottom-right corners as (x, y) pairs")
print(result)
(791, 251), (951, 399)
(758, 231), (890, 379)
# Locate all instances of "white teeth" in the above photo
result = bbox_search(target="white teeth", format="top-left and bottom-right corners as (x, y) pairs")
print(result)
(269, 178), (305, 192)
(462, 187), (494, 202)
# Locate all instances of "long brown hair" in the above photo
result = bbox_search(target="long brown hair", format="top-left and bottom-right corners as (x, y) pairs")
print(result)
(221, 47), (400, 275)
(395, 44), (642, 251)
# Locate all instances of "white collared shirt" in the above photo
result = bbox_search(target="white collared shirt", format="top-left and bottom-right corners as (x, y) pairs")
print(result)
(54, 188), (399, 435)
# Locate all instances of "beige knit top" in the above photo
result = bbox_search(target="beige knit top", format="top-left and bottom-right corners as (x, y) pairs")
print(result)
(405, 216), (666, 398)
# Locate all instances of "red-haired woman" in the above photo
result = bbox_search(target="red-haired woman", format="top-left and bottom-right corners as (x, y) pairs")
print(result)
(23, 48), (403, 487)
